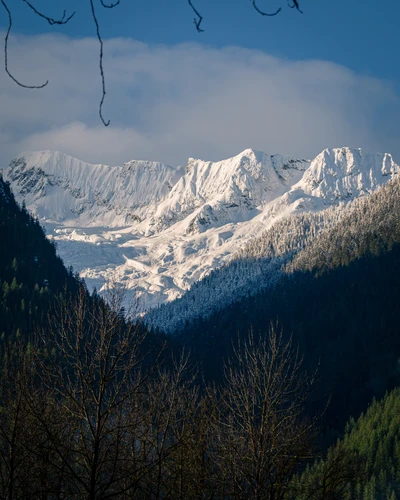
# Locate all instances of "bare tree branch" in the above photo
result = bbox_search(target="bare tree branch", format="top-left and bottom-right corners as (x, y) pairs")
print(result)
(89, 0), (110, 126)
(212, 325), (319, 499)
(0, 0), (48, 88)
(100, 0), (120, 8)
(288, 0), (303, 14)
(251, 0), (282, 17)
(188, 0), (204, 33)
(1, 0), (302, 125)
(22, 0), (75, 26)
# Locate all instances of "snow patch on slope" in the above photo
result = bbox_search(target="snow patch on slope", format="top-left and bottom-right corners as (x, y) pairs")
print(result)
(2, 147), (398, 312)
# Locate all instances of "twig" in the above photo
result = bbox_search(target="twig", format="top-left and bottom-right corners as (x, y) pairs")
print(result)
(22, 0), (75, 25)
(287, 0), (303, 14)
(100, 0), (120, 8)
(251, 0), (281, 17)
(1, 0), (48, 88)
(187, 0), (204, 33)
(89, 0), (110, 126)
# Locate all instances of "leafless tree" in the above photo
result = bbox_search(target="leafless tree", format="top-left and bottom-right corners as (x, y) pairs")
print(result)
(0, 344), (36, 500)
(31, 284), (162, 499)
(1, 288), (335, 499)
(0, 0), (302, 126)
(28, 284), (220, 499)
(130, 354), (202, 499)
(211, 325), (318, 500)
(0, 342), (66, 499)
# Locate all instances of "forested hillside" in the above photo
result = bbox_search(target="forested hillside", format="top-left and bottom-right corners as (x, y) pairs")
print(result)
(294, 388), (400, 500)
(0, 175), (79, 344)
(147, 205), (346, 332)
(0, 192), (337, 500)
(288, 169), (400, 274)
(149, 172), (400, 333)
(3, 171), (400, 498)
(174, 174), (400, 435)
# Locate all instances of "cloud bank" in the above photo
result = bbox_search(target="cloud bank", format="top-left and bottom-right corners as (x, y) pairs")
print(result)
(1, 33), (400, 167)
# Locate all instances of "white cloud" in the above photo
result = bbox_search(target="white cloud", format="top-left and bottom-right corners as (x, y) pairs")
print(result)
(1, 33), (400, 167)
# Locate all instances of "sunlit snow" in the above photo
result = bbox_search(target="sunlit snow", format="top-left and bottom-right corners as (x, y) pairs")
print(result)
(2, 147), (399, 312)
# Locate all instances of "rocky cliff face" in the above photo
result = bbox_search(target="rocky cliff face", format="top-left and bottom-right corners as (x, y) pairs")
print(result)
(2, 146), (398, 311)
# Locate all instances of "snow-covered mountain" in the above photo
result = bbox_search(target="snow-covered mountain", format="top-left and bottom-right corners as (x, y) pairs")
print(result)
(145, 150), (308, 235)
(2, 147), (399, 311)
(5, 151), (183, 226)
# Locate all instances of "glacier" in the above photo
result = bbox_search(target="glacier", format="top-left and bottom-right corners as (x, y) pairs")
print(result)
(2, 146), (399, 312)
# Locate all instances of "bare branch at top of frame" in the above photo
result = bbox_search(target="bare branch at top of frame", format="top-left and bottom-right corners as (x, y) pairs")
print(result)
(22, 0), (75, 26)
(288, 0), (303, 14)
(188, 0), (204, 33)
(89, 0), (110, 127)
(251, 0), (282, 17)
(1, 0), (48, 88)
(99, 0), (120, 9)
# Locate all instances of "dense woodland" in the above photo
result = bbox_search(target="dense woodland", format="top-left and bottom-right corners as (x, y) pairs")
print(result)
(294, 388), (400, 500)
(147, 205), (346, 333)
(2, 172), (400, 498)
(0, 176), (80, 345)
(149, 173), (400, 334)
(173, 175), (400, 433)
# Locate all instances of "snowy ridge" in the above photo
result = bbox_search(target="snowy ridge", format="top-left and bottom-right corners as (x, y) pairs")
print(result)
(5, 151), (182, 226)
(2, 147), (399, 313)
(296, 148), (398, 201)
(146, 149), (309, 235)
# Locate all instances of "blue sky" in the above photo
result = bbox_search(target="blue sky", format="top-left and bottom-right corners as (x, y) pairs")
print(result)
(8, 0), (400, 80)
(0, 0), (399, 165)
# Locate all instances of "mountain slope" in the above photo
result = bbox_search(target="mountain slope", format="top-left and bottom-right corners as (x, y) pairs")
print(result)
(2, 147), (398, 310)
(295, 388), (400, 500)
(0, 174), (79, 343)
(148, 158), (400, 332)
(168, 173), (400, 433)
(4, 150), (182, 226)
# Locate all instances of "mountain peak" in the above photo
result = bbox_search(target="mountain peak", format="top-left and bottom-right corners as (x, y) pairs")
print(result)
(16, 150), (106, 167)
(236, 147), (266, 160)
(295, 147), (400, 204)
(2, 146), (398, 310)
(2, 150), (181, 225)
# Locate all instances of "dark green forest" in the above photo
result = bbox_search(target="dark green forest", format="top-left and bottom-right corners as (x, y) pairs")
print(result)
(179, 175), (400, 439)
(293, 388), (400, 500)
(2, 172), (400, 499)
(0, 175), (79, 345)
(181, 245), (400, 438)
